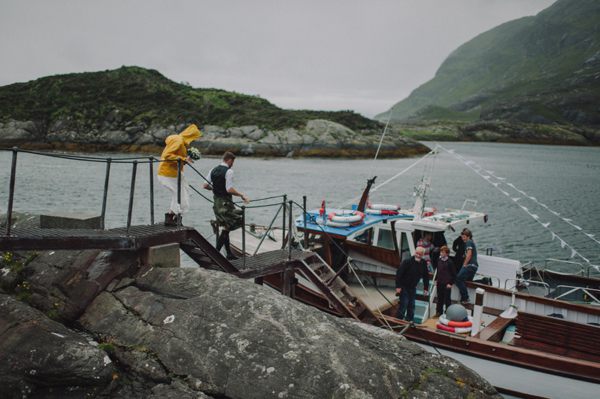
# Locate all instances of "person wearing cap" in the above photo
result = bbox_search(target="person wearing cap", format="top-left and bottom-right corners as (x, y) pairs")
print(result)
(204, 151), (249, 260)
(157, 124), (202, 226)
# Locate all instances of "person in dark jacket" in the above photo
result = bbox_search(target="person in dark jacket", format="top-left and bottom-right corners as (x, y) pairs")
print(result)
(452, 229), (467, 272)
(395, 247), (429, 322)
(433, 246), (457, 318)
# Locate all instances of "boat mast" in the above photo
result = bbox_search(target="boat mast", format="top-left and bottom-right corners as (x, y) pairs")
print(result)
(412, 146), (438, 220)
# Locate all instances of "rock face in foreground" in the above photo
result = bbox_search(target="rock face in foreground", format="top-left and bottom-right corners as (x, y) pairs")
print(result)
(0, 241), (501, 399)
(0, 118), (428, 158)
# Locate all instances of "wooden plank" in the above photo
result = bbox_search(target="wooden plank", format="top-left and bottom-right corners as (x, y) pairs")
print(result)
(474, 316), (513, 342)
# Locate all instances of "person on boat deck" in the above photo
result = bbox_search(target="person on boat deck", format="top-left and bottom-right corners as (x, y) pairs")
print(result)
(455, 229), (479, 305)
(395, 247), (429, 322)
(203, 151), (249, 260)
(417, 232), (438, 273)
(452, 229), (467, 273)
(433, 246), (457, 318)
(157, 124), (202, 226)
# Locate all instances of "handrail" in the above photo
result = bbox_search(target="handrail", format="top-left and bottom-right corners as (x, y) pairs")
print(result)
(100, 158), (111, 230)
(474, 273), (500, 288)
(504, 278), (550, 295)
(543, 258), (585, 276)
(461, 199), (477, 212)
(586, 265), (600, 278)
(553, 285), (600, 305)
(425, 268), (438, 320)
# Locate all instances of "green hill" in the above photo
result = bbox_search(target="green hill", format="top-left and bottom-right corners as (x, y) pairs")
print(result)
(376, 0), (600, 127)
(0, 66), (381, 132)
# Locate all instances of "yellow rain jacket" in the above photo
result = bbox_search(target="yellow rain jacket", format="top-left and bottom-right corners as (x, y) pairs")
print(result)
(157, 125), (202, 178)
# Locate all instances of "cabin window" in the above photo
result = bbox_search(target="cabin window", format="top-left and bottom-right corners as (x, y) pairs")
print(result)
(354, 228), (372, 244)
(376, 228), (394, 250)
(400, 233), (411, 261)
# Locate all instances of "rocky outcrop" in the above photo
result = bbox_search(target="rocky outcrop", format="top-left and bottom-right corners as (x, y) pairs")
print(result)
(0, 229), (502, 398)
(0, 119), (428, 158)
(390, 120), (599, 145)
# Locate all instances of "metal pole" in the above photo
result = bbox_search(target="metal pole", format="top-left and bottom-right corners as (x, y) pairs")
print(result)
(177, 159), (182, 228)
(303, 195), (308, 249)
(149, 157), (155, 225)
(100, 158), (112, 230)
(253, 203), (284, 256)
(282, 194), (287, 248)
(6, 147), (18, 236)
(288, 200), (293, 260)
(242, 205), (246, 269)
(126, 161), (138, 234)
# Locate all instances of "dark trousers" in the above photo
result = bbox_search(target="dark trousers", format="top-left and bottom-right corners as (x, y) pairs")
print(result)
(436, 283), (452, 314)
(396, 286), (416, 322)
(456, 265), (477, 302)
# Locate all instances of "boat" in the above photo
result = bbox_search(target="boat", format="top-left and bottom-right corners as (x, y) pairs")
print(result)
(224, 146), (600, 398)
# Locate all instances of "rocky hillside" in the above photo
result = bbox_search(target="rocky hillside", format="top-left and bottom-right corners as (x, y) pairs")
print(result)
(0, 67), (429, 157)
(376, 0), (600, 128)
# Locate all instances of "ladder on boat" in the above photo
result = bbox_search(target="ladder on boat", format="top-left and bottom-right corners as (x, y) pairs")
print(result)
(295, 253), (384, 327)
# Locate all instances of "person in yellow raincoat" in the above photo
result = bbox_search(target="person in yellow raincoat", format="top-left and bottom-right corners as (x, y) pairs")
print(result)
(157, 125), (202, 226)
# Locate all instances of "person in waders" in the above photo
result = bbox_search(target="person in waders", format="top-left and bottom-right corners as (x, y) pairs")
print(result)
(157, 125), (202, 226)
(203, 151), (249, 260)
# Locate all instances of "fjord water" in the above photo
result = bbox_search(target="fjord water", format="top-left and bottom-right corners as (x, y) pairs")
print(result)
(1, 142), (599, 275)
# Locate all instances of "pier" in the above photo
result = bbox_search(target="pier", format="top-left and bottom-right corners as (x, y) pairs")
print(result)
(0, 146), (380, 326)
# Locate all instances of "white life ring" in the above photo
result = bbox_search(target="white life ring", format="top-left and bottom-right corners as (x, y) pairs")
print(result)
(326, 220), (362, 228)
(365, 208), (399, 216)
(328, 211), (365, 223)
(368, 204), (400, 211)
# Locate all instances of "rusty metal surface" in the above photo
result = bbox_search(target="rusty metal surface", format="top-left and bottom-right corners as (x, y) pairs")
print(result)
(230, 249), (315, 271)
(0, 224), (192, 251)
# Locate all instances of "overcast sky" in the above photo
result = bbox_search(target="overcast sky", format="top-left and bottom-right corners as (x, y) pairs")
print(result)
(2, 0), (556, 118)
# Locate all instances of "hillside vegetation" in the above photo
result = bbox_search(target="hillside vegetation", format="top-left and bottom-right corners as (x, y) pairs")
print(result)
(0, 66), (381, 132)
(376, 0), (600, 128)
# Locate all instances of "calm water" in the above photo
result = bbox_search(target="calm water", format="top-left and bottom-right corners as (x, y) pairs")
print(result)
(1, 142), (599, 275)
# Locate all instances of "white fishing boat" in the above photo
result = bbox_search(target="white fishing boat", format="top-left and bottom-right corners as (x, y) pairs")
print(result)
(223, 146), (600, 398)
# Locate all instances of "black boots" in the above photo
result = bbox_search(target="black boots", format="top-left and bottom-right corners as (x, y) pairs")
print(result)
(216, 230), (238, 260)
(164, 213), (182, 227)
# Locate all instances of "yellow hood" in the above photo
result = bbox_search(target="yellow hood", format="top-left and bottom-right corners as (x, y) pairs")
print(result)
(157, 124), (202, 178)
(180, 124), (202, 145)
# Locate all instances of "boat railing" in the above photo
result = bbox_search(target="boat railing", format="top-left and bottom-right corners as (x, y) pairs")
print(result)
(424, 267), (438, 320)
(504, 278), (550, 296)
(552, 285), (600, 305)
(586, 265), (600, 278)
(460, 199), (478, 212)
(542, 258), (585, 277)
(474, 273), (500, 288)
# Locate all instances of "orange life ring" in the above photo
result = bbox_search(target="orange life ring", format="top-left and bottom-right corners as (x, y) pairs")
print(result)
(436, 322), (472, 334)
(438, 314), (473, 327)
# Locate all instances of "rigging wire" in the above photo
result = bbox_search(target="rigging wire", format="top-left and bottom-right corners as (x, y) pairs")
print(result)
(337, 147), (436, 209)
(367, 108), (394, 180)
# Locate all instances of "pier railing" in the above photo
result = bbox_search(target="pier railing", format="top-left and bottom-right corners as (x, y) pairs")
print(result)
(2, 147), (189, 236)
